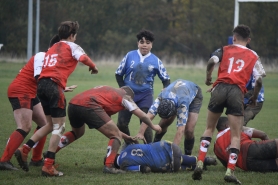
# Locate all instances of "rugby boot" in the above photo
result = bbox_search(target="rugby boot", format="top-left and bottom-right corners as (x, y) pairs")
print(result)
(0, 161), (18, 170)
(14, 146), (30, 172)
(41, 158), (63, 177)
(103, 166), (126, 174)
(203, 156), (217, 170)
(224, 168), (241, 184)
(29, 159), (44, 166)
(192, 160), (203, 180)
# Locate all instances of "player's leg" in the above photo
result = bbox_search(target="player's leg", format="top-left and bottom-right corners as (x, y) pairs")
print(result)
(1, 97), (33, 171)
(117, 109), (132, 137)
(56, 104), (86, 153)
(139, 107), (153, 143)
(243, 102), (263, 126)
(193, 83), (225, 180)
(30, 99), (47, 166)
(184, 87), (202, 155)
(98, 121), (125, 174)
(223, 85), (244, 184)
(153, 116), (175, 142)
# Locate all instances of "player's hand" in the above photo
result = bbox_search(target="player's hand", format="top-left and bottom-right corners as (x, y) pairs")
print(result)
(134, 133), (147, 144)
(152, 125), (162, 133)
(205, 77), (213, 86)
(64, 85), (78, 92)
(125, 136), (139, 145)
(89, 66), (98, 74)
(247, 96), (257, 107)
(206, 87), (213, 93)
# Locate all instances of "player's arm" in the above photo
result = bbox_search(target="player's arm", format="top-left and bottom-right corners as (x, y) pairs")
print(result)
(248, 59), (266, 106)
(79, 54), (98, 74)
(115, 74), (125, 87)
(242, 126), (269, 140)
(132, 109), (160, 132)
(205, 56), (218, 86)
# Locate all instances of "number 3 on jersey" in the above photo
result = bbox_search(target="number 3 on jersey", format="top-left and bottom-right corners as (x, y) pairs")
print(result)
(44, 54), (58, 67)
(228, 57), (245, 73)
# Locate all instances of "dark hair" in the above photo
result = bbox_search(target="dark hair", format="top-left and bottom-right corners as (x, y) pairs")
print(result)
(136, 29), (155, 42)
(49, 34), (60, 48)
(121, 86), (134, 99)
(216, 117), (229, 132)
(157, 99), (177, 119)
(232, 24), (251, 41)
(58, 21), (79, 39)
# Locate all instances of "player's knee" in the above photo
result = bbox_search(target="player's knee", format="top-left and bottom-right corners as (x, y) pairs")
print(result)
(52, 123), (65, 137)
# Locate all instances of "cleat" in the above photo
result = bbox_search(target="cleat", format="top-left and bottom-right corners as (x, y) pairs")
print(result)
(224, 169), (241, 184)
(192, 160), (203, 180)
(14, 148), (29, 172)
(140, 165), (151, 173)
(103, 166), (126, 174)
(29, 159), (44, 167)
(203, 157), (217, 170)
(224, 174), (241, 184)
(41, 165), (63, 177)
(0, 161), (19, 171)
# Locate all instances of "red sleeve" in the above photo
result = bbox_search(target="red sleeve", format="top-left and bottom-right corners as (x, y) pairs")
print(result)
(79, 55), (96, 68)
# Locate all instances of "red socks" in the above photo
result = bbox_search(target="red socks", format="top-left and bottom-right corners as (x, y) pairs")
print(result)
(0, 130), (25, 162)
(104, 138), (121, 167)
(56, 131), (77, 153)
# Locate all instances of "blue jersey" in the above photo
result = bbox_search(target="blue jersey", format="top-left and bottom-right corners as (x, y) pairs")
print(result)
(117, 141), (174, 172)
(115, 50), (170, 93)
(244, 74), (264, 104)
(149, 79), (199, 127)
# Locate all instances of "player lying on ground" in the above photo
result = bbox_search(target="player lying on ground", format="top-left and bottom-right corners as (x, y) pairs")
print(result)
(214, 117), (278, 172)
(114, 140), (217, 173)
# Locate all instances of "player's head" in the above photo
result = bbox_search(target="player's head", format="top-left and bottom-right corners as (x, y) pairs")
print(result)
(136, 29), (155, 42)
(121, 86), (134, 99)
(157, 99), (177, 119)
(58, 21), (79, 40)
(232, 24), (251, 42)
(49, 34), (60, 48)
(216, 117), (229, 132)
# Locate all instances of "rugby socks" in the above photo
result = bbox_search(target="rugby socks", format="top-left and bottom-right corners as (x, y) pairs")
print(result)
(197, 137), (212, 162)
(104, 137), (121, 168)
(184, 137), (195, 155)
(143, 127), (153, 144)
(227, 148), (239, 171)
(56, 131), (77, 153)
(31, 126), (47, 161)
(0, 129), (27, 162)
(181, 155), (197, 170)
(153, 131), (166, 142)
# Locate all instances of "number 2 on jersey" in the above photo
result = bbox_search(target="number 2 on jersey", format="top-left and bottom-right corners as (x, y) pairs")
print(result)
(228, 57), (245, 73)
(44, 54), (58, 67)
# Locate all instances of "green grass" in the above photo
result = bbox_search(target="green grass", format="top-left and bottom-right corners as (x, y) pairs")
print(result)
(0, 62), (278, 185)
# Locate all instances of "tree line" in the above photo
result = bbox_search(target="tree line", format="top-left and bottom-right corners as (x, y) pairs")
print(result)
(0, 0), (277, 64)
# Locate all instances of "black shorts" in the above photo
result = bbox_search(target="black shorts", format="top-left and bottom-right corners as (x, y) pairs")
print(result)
(246, 140), (278, 172)
(68, 104), (108, 129)
(37, 78), (66, 117)
(208, 83), (244, 116)
(189, 86), (203, 113)
(8, 96), (40, 111)
(244, 102), (263, 124)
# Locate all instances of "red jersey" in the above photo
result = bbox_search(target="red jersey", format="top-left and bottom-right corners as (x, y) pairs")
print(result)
(39, 41), (86, 89)
(213, 45), (258, 93)
(69, 86), (138, 116)
(7, 52), (45, 98)
(214, 128), (254, 171)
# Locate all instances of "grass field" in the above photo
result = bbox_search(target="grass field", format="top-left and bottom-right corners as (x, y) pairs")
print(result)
(0, 61), (278, 185)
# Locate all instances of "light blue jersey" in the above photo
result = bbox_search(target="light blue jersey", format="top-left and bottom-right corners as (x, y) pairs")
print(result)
(117, 141), (174, 172)
(115, 50), (170, 93)
(244, 74), (264, 104)
(149, 79), (199, 127)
